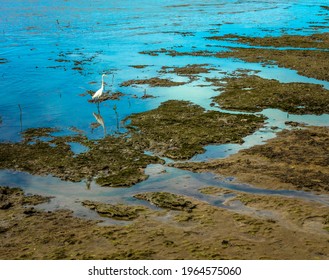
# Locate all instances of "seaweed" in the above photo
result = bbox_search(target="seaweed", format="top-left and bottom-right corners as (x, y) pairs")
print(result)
(211, 74), (329, 114)
(121, 77), (186, 87)
(82, 200), (148, 220)
(0, 128), (162, 187)
(126, 100), (265, 159)
(134, 192), (196, 212)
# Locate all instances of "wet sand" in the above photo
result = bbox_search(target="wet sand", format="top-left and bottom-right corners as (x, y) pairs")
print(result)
(1, 185), (328, 260)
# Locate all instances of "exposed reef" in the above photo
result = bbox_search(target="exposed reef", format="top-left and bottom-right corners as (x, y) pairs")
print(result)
(174, 126), (329, 194)
(82, 200), (149, 220)
(126, 100), (266, 159)
(0, 128), (162, 187)
(159, 64), (210, 76)
(207, 32), (329, 49)
(134, 192), (196, 212)
(209, 33), (329, 81)
(121, 77), (186, 87)
(140, 32), (329, 81)
(210, 73), (329, 114)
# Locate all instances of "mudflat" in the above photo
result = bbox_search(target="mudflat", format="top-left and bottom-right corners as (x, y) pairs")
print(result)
(1, 29), (329, 260)
(1, 186), (328, 259)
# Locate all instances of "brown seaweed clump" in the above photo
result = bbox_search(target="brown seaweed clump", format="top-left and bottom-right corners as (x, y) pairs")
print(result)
(121, 77), (186, 87)
(82, 200), (149, 220)
(207, 33), (329, 49)
(160, 64), (210, 76)
(0, 128), (162, 187)
(210, 74), (329, 114)
(208, 33), (329, 81)
(140, 33), (329, 82)
(0, 187), (50, 211)
(126, 100), (266, 159)
(134, 192), (196, 212)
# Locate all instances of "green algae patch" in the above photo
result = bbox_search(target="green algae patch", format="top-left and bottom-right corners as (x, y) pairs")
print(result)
(82, 200), (149, 220)
(211, 74), (329, 114)
(126, 100), (265, 159)
(121, 77), (186, 87)
(134, 192), (196, 212)
(0, 128), (162, 187)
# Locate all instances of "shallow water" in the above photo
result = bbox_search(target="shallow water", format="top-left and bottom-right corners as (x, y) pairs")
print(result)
(1, 165), (328, 225)
(1, 0), (329, 221)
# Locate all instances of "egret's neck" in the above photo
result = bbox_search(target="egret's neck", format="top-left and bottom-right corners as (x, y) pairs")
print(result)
(101, 76), (104, 88)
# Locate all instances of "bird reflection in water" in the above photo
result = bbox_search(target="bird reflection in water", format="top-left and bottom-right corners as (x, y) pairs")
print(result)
(91, 110), (106, 137)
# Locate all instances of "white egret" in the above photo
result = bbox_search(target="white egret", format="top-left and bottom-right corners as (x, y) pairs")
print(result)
(92, 74), (106, 100)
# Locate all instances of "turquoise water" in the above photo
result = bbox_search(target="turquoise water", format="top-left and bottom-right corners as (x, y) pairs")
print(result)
(1, 0), (329, 220)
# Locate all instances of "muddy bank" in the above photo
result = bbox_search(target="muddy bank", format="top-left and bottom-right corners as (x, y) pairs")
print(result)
(126, 100), (266, 159)
(1, 186), (329, 260)
(175, 126), (329, 194)
(199, 186), (329, 236)
(210, 73), (329, 114)
(0, 128), (162, 187)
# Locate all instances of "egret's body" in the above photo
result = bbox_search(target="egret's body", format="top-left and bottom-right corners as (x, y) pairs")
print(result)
(92, 74), (106, 100)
